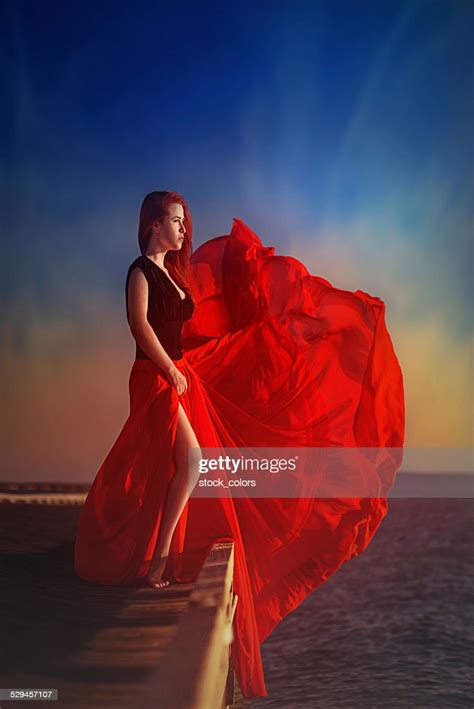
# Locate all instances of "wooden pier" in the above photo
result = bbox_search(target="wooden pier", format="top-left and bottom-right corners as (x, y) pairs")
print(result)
(0, 483), (250, 708)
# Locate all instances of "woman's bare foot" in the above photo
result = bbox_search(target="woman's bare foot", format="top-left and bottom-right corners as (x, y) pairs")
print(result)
(147, 554), (170, 589)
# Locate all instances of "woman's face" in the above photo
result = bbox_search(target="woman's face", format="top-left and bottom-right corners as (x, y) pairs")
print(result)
(155, 202), (186, 251)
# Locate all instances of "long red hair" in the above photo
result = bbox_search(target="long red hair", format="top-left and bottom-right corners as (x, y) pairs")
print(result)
(138, 191), (194, 296)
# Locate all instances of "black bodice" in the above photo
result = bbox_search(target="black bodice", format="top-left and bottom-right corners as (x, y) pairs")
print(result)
(125, 255), (195, 360)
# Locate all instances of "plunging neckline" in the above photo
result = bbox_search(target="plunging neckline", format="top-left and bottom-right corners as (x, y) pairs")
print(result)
(143, 255), (187, 300)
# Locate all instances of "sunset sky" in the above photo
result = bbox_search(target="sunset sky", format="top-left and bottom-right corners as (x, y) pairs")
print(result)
(2, 0), (472, 481)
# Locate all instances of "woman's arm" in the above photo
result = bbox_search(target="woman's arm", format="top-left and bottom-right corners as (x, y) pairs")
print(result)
(127, 266), (175, 376)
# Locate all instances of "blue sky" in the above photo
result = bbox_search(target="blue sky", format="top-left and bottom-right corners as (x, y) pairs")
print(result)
(1, 0), (472, 478)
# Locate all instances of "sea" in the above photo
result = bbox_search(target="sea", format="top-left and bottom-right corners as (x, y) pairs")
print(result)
(252, 490), (473, 708)
(1, 476), (472, 707)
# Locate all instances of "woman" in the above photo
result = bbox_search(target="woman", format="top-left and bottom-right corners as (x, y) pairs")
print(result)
(74, 191), (405, 699)
(124, 193), (200, 589)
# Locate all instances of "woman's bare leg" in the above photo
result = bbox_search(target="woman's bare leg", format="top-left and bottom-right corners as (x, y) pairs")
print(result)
(148, 401), (202, 587)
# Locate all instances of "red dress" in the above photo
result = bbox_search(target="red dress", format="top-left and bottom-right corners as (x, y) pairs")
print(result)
(74, 218), (405, 699)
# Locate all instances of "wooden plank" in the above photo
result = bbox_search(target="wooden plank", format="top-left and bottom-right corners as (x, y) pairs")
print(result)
(0, 492), (243, 708)
(146, 542), (239, 709)
(0, 501), (191, 707)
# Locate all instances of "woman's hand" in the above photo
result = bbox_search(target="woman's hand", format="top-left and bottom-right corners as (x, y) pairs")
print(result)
(165, 363), (188, 395)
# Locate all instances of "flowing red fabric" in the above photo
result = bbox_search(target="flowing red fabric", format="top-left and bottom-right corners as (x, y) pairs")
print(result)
(74, 218), (405, 699)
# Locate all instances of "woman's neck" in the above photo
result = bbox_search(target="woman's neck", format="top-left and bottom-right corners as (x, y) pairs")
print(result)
(144, 251), (167, 269)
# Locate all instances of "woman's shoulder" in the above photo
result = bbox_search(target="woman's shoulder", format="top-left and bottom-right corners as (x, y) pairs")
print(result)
(126, 255), (150, 282)
(127, 254), (146, 270)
